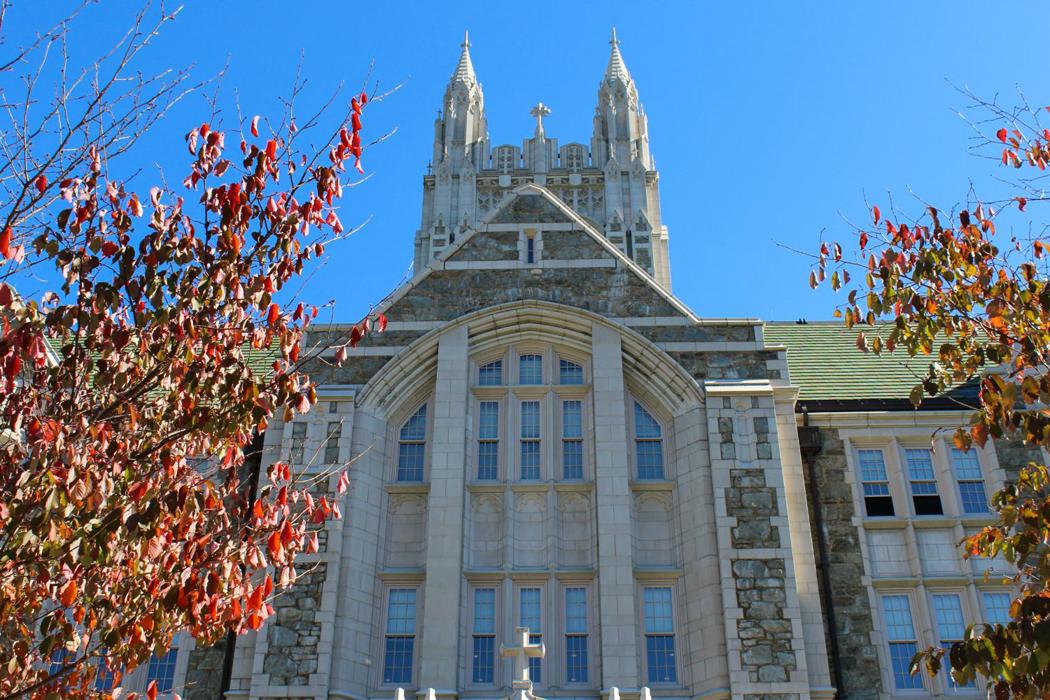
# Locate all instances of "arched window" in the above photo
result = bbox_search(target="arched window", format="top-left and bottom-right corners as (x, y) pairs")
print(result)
(633, 401), (664, 480)
(397, 404), (427, 481)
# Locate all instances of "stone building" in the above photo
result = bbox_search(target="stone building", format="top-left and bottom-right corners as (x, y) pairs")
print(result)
(157, 31), (1033, 700)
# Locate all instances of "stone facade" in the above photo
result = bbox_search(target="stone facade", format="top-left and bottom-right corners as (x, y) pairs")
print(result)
(167, 31), (1033, 700)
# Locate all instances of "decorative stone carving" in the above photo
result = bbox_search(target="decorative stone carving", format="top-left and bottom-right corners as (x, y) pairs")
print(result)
(632, 492), (674, 567)
(513, 492), (547, 567)
(469, 493), (504, 568)
(385, 495), (428, 568)
(557, 492), (593, 568)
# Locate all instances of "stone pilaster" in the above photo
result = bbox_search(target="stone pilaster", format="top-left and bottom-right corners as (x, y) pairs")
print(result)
(417, 325), (470, 695)
(591, 322), (640, 689)
(707, 381), (811, 700)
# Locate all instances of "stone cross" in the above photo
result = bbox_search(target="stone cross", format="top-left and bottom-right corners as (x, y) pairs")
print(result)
(529, 103), (551, 138)
(500, 626), (545, 689)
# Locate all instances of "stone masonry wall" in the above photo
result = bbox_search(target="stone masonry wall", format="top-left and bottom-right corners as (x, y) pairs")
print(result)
(732, 558), (796, 683)
(994, 436), (1045, 483)
(262, 563), (326, 686)
(183, 638), (228, 700)
(805, 428), (882, 700)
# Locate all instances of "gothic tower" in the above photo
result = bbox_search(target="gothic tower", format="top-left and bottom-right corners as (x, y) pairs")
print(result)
(414, 30), (672, 290)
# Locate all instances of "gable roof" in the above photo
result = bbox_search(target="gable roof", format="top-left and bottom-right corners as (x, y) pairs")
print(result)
(764, 322), (979, 409)
(374, 183), (703, 324)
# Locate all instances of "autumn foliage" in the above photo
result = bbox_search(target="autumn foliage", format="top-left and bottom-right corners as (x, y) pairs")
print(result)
(0, 6), (383, 699)
(813, 93), (1050, 698)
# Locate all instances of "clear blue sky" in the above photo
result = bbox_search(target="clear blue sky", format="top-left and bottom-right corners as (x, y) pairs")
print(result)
(5, 1), (1046, 321)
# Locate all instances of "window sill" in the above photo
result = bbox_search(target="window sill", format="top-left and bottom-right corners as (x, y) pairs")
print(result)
(630, 480), (674, 491)
(385, 482), (430, 495)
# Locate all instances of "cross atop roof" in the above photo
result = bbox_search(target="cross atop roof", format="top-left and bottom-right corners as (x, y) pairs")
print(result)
(529, 103), (551, 137)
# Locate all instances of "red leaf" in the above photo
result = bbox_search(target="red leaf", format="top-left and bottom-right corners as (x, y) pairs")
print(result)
(59, 580), (77, 607)
(0, 284), (12, 306)
(334, 345), (347, 364)
(101, 240), (119, 257)
(129, 194), (144, 217)
(996, 127), (1008, 143)
(336, 469), (349, 495)
(251, 115), (260, 138)
(128, 481), (148, 501)
(859, 231), (868, 250)
(872, 206), (880, 225)
(376, 313), (388, 333)
(1016, 196), (1027, 212)
(306, 531), (319, 553)
(1035, 240), (1045, 259)
(0, 226), (11, 260)
(34, 175), (47, 193)
(267, 303), (279, 326)
(297, 393), (311, 413)
(147, 680), (158, 700)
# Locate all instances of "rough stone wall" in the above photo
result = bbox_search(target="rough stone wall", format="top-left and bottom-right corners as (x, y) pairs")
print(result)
(805, 428), (882, 700)
(732, 558), (796, 683)
(670, 351), (777, 381)
(994, 436), (1044, 483)
(727, 468), (780, 548)
(183, 638), (228, 700)
(262, 564), (327, 686)
(451, 230), (520, 261)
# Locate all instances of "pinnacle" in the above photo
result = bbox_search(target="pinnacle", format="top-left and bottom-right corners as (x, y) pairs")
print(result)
(605, 26), (631, 85)
(452, 30), (477, 86)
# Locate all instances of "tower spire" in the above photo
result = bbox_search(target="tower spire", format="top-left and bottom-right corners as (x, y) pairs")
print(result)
(605, 26), (631, 85)
(453, 30), (477, 86)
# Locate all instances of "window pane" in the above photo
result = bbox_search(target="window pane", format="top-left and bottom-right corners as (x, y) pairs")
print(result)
(634, 402), (662, 439)
(479, 360), (503, 386)
(383, 637), (414, 684)
(519, 354), (543, 384)
(950, 448), (983, 479)
(858, 449), (888, 482)
(983, 592), (1011, 626)
(387, 589), (417, 634)
(932, 594), (966, 640)
(472, 636), (495, 683)
(400, 405), (427, 441)
(521, 402), (540, 438)
(397, 443), (425, 482)
(478, 442), (499, 481)
(480, 402), (500, 439)
(562, 401), (582, 438)
(905, 449), (935, 482)
(566, 635), (588, 683)
(889, 642), (922, 689)
(563, 440), (583, 480)
(637, 440), (664, 480)
(559, 359), (583, 385)
(959, 481), (988, 514)
(521, 442), (541, 480)
(324, 421), (342, 464)
(565, 588), (587, 633)
(882, 595), (915, 640)
(146, 648), (178, 693)
(644, 588), (674, 634)
(520, 588), (542, 632)
(645, 635), (677, 683)
(474, 589), (495, 634)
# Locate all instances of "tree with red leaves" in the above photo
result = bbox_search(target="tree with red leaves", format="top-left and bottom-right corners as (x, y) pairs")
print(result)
(813, 89), (1050, 698)
(0, 4), (382, 698)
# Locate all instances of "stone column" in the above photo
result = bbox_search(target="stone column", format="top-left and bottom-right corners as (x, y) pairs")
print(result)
(418, 325), (470, 696)
(590, 322), (640, 689)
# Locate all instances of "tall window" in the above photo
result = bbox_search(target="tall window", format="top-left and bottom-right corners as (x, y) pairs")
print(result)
(526, 236), (536, 264)
(478, 401), (500, 481)
(950, 448), (988, 514)
(94, 654), (119, 693)
(904, 448), (942, 515)
(519, 588), (543, 683)
(324, 421), (342, 464)
(559, 359), (583, 385)
(932, 593), (973, 688)
(982, 592), (1011, 626)
(882, 595), (922, 690)
(562, 400), (584, 480)
(146, 644), (179, 693)
(479, 360), (503, 386)
(643, 587), (677, 683)
(519, 354), (543, 385)
(634, 402), (664, 480)
(397, 405), (427, 482)
(290, 422), (307, 464)
(472, 588), (496, 684)
(858, 449), (894, 516)
(520, 401), (541, 480)
(565, 587), (589, 683)
(383, 589), (417, 684)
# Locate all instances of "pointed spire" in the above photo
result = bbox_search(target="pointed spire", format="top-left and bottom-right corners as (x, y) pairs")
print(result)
(605, 26), (631, 85)
(452, 30), (477, 86)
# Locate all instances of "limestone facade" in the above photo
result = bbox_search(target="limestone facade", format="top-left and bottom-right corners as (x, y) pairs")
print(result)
(164, 32), (1037, 700)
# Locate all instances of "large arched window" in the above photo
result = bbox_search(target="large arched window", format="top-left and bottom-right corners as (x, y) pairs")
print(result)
(397, 404), (428, 482)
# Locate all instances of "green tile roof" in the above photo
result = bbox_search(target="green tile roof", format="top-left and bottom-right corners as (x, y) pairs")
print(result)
(763, 322), (954, 403)
(44, 337), (279, 378)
